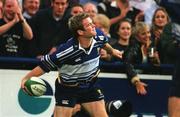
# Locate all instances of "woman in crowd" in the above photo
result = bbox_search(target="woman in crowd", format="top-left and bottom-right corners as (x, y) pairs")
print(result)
(111, 19), (132, 62)
(152, 7), (177, 64)
(151, 7), (170, 47)
(123, 22), (160, 95)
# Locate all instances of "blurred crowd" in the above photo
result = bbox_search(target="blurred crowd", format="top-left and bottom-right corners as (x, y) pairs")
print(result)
(0, 0), (179, 73)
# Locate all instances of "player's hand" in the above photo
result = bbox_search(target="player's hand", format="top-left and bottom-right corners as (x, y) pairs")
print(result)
(112, 49), (124, 59)
(21, 78), (28, 89)
(135, 81), (147, 95)
(21, 78), (30, 95)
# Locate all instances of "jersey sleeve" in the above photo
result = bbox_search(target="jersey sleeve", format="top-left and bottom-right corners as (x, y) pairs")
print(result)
(95, 28), (109, 44)
(39, 54), (58, 72)
(39, 42), (74, 72)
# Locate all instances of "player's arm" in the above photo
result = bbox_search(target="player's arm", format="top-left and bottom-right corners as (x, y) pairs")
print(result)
(21, 66), (45, 89)
(103, 43), (123, 59)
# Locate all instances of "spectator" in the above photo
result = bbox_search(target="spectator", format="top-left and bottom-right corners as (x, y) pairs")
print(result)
(22, 0), (40, 57)
(0, 0), (33, 57)
(22, 0), (40, 19)
(151, 7), (170, 47)
(150, 7), (171, 64)
(83, 2), (98, 19)
(70, 3), (83, 16)
(123, 22), (160, 95)
(111, 19), (131, 62)
(30, 0), (72, 58)
(97, 0), (143, 39)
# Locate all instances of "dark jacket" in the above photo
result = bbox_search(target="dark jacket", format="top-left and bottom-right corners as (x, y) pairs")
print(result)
(158, 23), (179, 64)
(123, 39), (155, 81)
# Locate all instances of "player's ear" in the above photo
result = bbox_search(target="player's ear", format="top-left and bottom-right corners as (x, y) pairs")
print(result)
(77, 29), (84, 36)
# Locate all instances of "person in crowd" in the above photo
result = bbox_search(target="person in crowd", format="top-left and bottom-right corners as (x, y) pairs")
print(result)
(97, 0), (143, 39)
(150, 7), (171, 65)
(0, 0), (33, 57)
(99, 19), (131, 62)
(22, 0), (40, 58)
(151, 7), (170, 48)
(30, 0), (72, 58)
(70, 3), (83, 16)
(123, 22), (160, 95)
(21, 13), (123, 117)
(22, 0), (40, 19)
(110, 19), (131, 62)
(83, 2), (98, 19)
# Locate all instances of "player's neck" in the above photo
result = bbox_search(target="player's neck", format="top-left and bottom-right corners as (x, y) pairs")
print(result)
(78, 37), (93, 49)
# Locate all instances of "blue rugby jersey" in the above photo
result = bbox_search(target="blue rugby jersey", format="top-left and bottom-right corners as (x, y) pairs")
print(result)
(39, 29), (108, 86)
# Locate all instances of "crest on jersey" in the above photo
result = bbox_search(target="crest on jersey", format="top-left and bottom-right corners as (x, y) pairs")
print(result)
(98, 36), (104, 40)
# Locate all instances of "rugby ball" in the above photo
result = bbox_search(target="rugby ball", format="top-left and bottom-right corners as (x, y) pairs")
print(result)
(24, 77), (47, 96)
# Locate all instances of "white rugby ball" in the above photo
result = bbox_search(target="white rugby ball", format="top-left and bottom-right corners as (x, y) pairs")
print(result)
(24, 77), (47, 96)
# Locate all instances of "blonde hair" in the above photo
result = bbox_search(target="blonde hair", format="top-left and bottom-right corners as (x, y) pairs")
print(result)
(93, 14), (110, 32)
(132, 22), (149, 37)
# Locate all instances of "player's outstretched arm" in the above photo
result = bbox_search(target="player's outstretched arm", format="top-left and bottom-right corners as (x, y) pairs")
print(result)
(103, 43), (123, 59)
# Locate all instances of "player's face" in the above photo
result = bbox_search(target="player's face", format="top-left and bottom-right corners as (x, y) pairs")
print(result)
(23, 0), (40, 16)
(52, 0), (68, 17)
(81, 17), (96, 38)
(154, 10), (168, 28)
(136, 26), (151, 45)
(118, 21), (131, 40)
